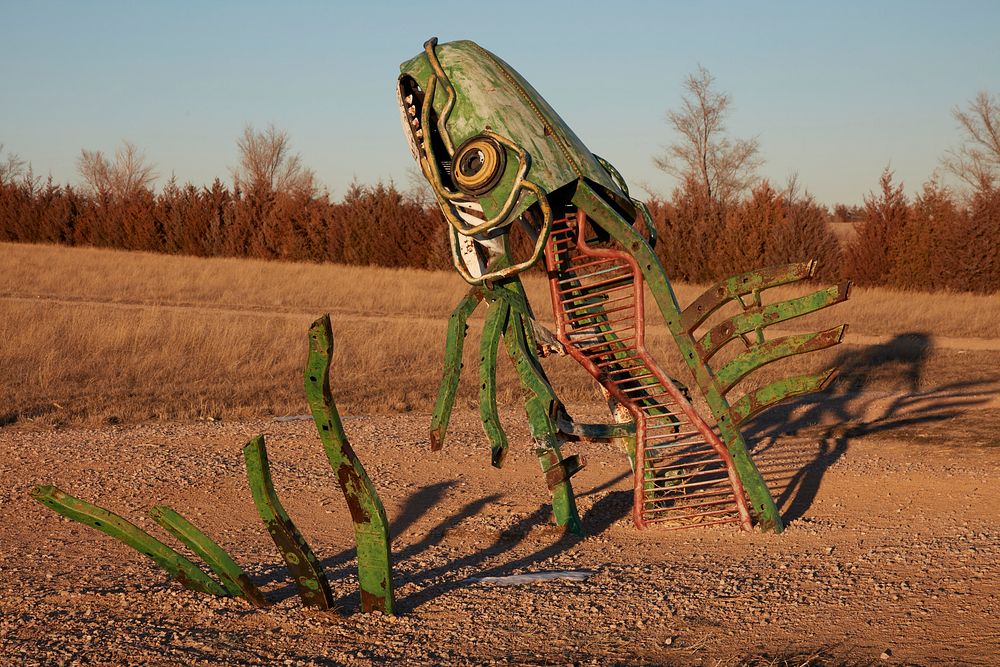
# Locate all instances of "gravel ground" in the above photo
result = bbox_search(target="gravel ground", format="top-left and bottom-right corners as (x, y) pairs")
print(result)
(1, 408), (998, 665)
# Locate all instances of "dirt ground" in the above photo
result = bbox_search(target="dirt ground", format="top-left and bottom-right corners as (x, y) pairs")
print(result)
(2, 387), (999, 666)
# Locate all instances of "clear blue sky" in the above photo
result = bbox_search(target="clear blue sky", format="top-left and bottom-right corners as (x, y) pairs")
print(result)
(3, 0), (998, 205)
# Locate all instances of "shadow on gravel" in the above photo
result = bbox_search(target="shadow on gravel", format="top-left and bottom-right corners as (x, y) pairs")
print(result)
(387, 479), (632, 612)
(744, 332), (1000, 524)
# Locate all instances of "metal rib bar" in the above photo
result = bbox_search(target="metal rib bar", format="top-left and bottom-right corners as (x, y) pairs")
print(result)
(697, 282), (851, 360)
(243, 435), (335, 611)
(567, 314), (636, 330)
(646, 420), (692, 431)
(643, 508), (738, 521)
(680, 261), (817, 332)
(565, 303), (634, 325)
(646, 517), (741, 530)
(729, 368), (838, 426)
(557, 264), (625, 284)
(561, 281), (633, 301)
(715, 326), (847, 394)
(562, 293), (633, 315)
(573, 336), (633, 353)
(612, 372), (658, 384)
(644, 497), (739, 512)
(644, 437), (709, 449)
(584, 336), (637, 352)
(31, 485), (227, 596)
(641, 486), (736, 502)
(643, 467), (732, 486)
(591, 348), (646, 370)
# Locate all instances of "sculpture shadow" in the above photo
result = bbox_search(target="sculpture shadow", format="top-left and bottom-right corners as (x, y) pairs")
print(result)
(744, 332), (999, 523)
(391, 474), (632, 613)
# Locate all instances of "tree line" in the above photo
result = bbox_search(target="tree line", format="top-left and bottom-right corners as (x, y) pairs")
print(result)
(1, 78), (999, 292)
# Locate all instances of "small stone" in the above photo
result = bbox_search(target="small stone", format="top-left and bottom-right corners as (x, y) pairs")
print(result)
(880, 648), (893, 660)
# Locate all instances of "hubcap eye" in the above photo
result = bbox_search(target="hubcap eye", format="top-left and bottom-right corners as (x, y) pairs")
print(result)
(453, 136), (506, 196)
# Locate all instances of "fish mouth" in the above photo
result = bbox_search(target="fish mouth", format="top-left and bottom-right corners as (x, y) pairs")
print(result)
(396, 74), (424, 163)
(397, 74), (455, 186)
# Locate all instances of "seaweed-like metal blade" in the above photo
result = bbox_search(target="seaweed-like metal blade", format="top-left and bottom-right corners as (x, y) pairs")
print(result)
(305, 315), (395, 615)
(243, 435), (335, 611)
(479, 298), (511, 467)
(150, 505), (270, 607)
(430, 289), (482, 450)
(31, 485), (227, 596)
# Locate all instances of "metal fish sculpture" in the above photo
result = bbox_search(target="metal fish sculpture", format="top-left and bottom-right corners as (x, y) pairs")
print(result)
(399, 38), (850, 534)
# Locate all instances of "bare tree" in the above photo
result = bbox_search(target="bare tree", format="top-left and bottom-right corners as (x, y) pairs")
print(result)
(0, 144), (26, 186)
(232, 124), (315, 195)
(655, 65), (761, 207)
(944, 91), (1000, 193)
(77, 141), (157, 198)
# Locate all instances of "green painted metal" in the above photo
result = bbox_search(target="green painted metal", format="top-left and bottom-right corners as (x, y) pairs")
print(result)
(478, 299), (511, 467)
(555, 413), (636, 441)
(430, 289), (482, 450)
(304, 315), (395, 615)
(149, 505), (269, 607)
(680, 262), (819, 332)
(31, 485), (227, 596)
(504, 309), (584, 535)
(729, 369), (838, 426)
(399, 39), (630, 222)
(714, 326), (847, 393)
(243, 435), (335, 610)
(697, 282), (851, 360)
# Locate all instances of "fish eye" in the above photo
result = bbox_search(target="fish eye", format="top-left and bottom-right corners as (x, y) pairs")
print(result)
(453, 135), (506, 196)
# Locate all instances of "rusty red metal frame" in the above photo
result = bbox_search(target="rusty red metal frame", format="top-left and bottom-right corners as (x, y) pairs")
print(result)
(544, 211), (753, 530)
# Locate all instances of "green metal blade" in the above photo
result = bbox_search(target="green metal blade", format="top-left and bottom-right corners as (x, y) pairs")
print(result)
(715, 326), (847, 394)
(479, 298), (510, 468)
(150, 505), (269, 607)
(697, 282), (851, 360)
(305, 315), (395, 616)
(500, 304), (584, 536)
(243, 435), (335, 611)
(729, 369), (838, 426)
(430, 289), (482, 450)
(31, 485), (227, 596)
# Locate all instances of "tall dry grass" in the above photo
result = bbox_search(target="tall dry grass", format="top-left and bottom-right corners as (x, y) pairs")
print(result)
(3, 242), (999, 426)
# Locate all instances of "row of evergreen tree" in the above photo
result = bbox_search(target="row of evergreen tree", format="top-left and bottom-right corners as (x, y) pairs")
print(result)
(1, 169), (998, 292)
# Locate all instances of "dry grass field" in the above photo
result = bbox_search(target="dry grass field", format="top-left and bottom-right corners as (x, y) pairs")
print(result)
(4, 241), (1000, 427)
(3, 241), (1000, 665)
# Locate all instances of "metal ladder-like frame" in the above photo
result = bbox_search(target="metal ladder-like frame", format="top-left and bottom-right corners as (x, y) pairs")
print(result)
(544, 212), (753, 530)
